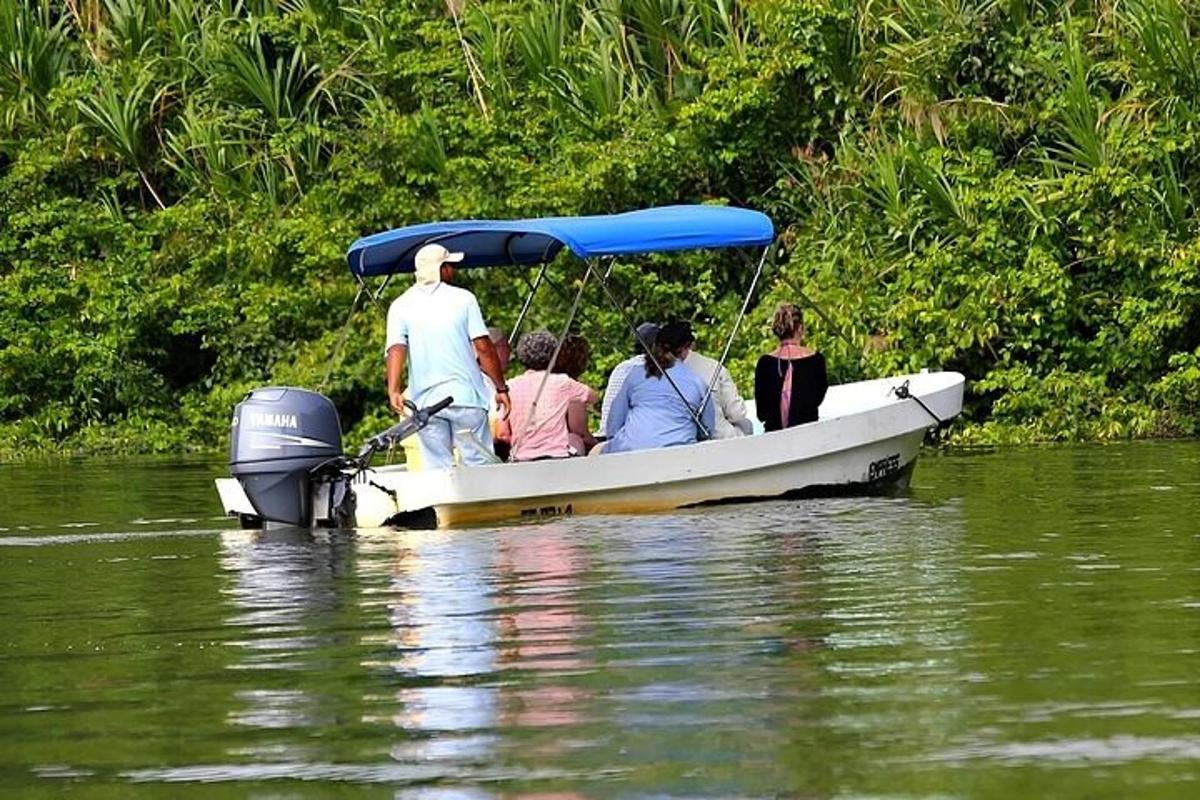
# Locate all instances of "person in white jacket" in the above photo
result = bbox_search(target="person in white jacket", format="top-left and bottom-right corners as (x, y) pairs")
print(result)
(657, 321), (753, 439)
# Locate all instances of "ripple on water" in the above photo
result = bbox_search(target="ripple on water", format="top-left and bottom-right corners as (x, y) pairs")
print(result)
(2, 445), (1199, 796)
(121, 763), (619, 785)
(926, 735), (1200, 766)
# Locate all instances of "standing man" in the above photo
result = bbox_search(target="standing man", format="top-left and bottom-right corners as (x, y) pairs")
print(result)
(659, 320), (752, 438)
(386, 244), (511, 468)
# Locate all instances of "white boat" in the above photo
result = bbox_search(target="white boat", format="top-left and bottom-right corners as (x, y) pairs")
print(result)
(217, 370), (963, 529)
(348, 370), (962, 527)
(216, 207), (965, 529)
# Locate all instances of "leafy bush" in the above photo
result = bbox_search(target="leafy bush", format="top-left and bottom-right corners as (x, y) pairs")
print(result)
(2, 0), (1200, 456)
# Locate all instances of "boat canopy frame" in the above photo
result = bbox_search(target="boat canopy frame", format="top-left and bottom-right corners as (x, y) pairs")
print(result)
(338, 205), (776, 440)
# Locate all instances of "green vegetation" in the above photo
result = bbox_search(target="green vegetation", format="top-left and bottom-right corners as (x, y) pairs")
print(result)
(2, 0), (1199, 455)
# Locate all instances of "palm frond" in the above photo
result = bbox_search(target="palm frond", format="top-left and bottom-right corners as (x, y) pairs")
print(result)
(514, 0), (571, 81)
(98, 0), (162, 62)
(222, 38), (318, 126)
(76, 72), (165, 207)
(0, 1), (73, 130)
(1119, 0), (1200, 122)
(905, 145), (974, 231)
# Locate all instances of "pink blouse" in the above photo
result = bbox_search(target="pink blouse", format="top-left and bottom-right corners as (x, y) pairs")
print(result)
(502, 371), (594, 460)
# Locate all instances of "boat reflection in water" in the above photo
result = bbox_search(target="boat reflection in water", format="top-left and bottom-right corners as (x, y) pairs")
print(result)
(357, 521), (594, 776)
(369, 528), (500, 764)
(495, 525), (592, 734)
(205, 493), (971, 794)
(217, 528), (356, 761)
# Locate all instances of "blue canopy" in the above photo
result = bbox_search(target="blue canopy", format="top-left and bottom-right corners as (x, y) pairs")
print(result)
(346, 205), (774, 277)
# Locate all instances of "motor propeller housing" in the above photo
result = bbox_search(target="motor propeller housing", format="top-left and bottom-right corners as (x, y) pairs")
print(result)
(229, 387), (343, 526)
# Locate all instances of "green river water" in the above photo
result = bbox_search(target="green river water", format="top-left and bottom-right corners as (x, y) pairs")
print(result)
(1, 443), (1197, 798)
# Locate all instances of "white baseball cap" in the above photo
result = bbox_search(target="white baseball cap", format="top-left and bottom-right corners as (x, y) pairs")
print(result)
(414, 243), (464, 284)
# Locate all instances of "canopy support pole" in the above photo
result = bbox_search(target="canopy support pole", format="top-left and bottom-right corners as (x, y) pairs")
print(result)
(354, 274), (391, 312)
(700, 245), (770, 419)
(508, 262), (549, 346)
(318, 274), (398, 393)
(514, 257), (625, 363)
(594, 264), (711, 440)
(319, 281), (370, 392)
(603, 254), (619, 280)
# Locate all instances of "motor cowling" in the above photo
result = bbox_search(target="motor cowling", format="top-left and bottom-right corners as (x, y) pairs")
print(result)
(230, 387), (343, 527)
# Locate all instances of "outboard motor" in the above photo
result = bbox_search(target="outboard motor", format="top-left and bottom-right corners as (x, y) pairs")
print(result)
(230, 387), (343, 527)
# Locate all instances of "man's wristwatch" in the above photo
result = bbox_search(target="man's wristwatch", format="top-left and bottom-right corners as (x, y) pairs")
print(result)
(495, 386), (510, 394)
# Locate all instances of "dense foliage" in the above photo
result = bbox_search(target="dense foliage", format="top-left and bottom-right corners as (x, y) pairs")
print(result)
(2, 0), (1199, 455)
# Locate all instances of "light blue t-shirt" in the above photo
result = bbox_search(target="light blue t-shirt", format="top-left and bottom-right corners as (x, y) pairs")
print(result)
(604, 362), (716, 453)
(386, 282), (490, 409)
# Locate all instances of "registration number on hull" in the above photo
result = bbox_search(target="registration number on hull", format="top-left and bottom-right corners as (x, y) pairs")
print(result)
(868, 453), (901, 481)
(521, 503), (574, 519)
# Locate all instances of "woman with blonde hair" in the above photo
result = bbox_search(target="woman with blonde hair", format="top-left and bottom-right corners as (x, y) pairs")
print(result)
(754, 302), (828, 431)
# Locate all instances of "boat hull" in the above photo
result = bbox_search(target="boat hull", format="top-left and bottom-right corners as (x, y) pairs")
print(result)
(347, 371), (963, 528)
(369, 432), (921, 528)
(216, 371), (963, 529)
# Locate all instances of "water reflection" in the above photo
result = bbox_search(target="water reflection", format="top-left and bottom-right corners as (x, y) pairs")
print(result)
(352, 523), (599, 794)
(378, 530), (499, 763)
(159, 495), (977, 794)
(218, 528), (355, 757)
(8, 444), (1199, 796)
(495, 525), (591, 734)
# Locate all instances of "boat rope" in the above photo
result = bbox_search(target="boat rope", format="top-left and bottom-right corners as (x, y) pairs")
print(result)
(700, 245), (769, 420)
(892, 379), (945, 427)
(367, 478), (399, 510)
(594, 264), (712, 440)
(519, 261), (595, 447)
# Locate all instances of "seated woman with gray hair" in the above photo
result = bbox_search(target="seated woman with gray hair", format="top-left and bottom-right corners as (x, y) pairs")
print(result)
(496, 330), (598, 460)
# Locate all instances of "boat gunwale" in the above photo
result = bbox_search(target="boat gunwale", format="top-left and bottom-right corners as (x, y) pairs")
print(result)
(362, 371), (964, 510)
